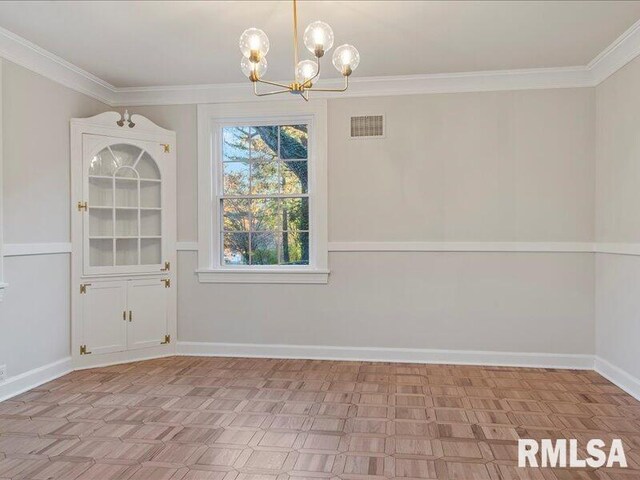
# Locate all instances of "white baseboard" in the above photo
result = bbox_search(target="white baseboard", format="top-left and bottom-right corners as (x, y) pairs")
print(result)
(0, 357), (73, 403)
(177, 341), (594, 370)
(594, 356), (640, 401)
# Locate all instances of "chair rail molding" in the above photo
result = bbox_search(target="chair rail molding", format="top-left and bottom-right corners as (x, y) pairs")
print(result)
(2, 20), (640, 106)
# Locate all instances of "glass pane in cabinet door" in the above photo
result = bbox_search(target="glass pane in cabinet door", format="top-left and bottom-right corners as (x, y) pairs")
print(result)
(110, 144), (142, 167)
(141, 210), (161, 236)
(141, 238), (161, 265)
(89, 178), (113, 206)
(140, 181), (161, 208)
(90, 239), (113, 266)
(115, 209), (138, 237)
(89, 208), (113, 237)
(89, 148), (118, 176)
(115, 166), (137, 178)
(115, 179), (138, 207)
(116, 238), (138, 265)
(136, 152), (161, 179)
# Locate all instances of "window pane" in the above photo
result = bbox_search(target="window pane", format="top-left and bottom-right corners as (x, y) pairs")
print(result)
(251, 161), (279, 194)
(223, 161), (250, 195)
(282, 197), (309, 231)
(251, 232), (279, 265)
(280, 231), (309, 265)
(251, 198), (281, 232)
(223, 127), (251, 162)
(223, 199), (250, 232)
(251, 126), (278, 162)
(280, 125), (308, 159)
(281, 161), (308, 194)
(223, 232), (249, 265)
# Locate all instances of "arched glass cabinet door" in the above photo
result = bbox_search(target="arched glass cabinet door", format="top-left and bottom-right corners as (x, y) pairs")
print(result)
(84, 139), (163, 274)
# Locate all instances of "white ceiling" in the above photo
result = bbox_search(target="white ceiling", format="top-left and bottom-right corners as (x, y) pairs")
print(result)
(0, 1), (639, 88)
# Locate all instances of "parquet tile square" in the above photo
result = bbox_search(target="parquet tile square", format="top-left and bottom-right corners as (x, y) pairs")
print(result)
(1, 356), (639, 479)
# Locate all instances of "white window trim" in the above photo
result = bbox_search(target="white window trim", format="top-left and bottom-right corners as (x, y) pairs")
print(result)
(196, 100), (329, 284)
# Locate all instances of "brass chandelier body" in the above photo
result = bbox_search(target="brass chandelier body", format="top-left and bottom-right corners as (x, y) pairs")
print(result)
(239, 0), (360, 100)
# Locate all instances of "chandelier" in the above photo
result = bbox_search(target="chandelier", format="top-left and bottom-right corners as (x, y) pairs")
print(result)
(239, 0), (360, 100)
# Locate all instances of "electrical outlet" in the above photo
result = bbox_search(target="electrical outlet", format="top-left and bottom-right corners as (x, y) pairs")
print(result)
(0, 364), (6, 382)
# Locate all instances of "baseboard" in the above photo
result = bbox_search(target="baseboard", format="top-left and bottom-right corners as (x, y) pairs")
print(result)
(0, 356), (73, 403)
(594, 356), (640, 401)
(177, 341), (594, 369)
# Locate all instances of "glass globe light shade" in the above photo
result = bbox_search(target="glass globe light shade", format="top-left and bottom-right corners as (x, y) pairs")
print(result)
(295, 60), (319, 84)
(240, 56), (267, 81)
(239, 28), (269, 62)
(332, 44), (360, 76)
(303, 21), (334, 57)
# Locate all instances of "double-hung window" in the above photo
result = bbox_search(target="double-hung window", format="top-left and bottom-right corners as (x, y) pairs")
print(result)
(197, 101), (328, 283)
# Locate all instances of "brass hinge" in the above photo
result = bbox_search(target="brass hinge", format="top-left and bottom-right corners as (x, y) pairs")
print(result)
(160, 261), (170, 272)
(162, 278), (170, 288)
(161, 334), (171, 345)
(80, 283), (91, 294)
(80, 344), (92, 355)
(161, 143), (170, 153)
(77, 201), (88, 211)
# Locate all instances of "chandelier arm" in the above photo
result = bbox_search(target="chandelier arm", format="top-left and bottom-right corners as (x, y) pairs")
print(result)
(253, 81), (290, 97)
(307, 75), (349, 92)
(256, 78), (291, 89)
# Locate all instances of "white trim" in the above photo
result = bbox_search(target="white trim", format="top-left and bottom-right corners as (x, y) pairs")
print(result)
(0, 27), (116, 105)
(113, 67), (593, 106)
(594, 243), (640, 256)
(589, 19), (640, 84)
(329, 241), (595, 253)
(595, 356), (640, 401)
(177, 341), (594, 370)
(4, 242), (72, 257)
(197, 101), (328, 284)
(175, 241), (640, 256)
(73, 345), (176, 371)
(1, 19), (640, 106)
(0, 357), (73, 403)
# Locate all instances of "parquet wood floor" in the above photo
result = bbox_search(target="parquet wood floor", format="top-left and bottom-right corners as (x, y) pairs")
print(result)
(0, 356), (639, 479)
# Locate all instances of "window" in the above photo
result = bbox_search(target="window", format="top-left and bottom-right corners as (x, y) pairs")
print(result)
(221, 125), (309, 266)
(197, 101), (328, 283)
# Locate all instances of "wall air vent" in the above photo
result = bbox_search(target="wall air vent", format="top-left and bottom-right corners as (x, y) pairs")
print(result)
(350, 115), (385, 139)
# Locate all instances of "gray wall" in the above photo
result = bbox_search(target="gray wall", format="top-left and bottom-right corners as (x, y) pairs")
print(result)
(133, 87), (596, 355)
(0, 60), (108, 378)
(595, 55), (640, 379)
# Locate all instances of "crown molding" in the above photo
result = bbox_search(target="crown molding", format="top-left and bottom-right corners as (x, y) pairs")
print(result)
(111, 66), (593, 107)
(0, 26), (117, 105)
(2, 19), (640, 106)
(588, 18), (640, 84)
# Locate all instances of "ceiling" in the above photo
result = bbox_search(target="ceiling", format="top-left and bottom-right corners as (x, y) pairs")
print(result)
(0, 1), (640, 88)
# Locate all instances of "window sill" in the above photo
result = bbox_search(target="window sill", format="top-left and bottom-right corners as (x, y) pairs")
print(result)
(196, 269), (329, 284)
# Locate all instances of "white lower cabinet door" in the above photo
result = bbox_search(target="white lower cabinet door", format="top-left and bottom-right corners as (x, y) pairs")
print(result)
(127, 278), (168, 350)
(81, 281), (128, 355)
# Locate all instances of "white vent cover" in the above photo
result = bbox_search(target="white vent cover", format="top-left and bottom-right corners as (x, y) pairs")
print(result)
(350, 115), (385, 138)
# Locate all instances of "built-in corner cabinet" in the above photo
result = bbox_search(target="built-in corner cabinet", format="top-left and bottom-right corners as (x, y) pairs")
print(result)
(71, 112), (176, 367)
